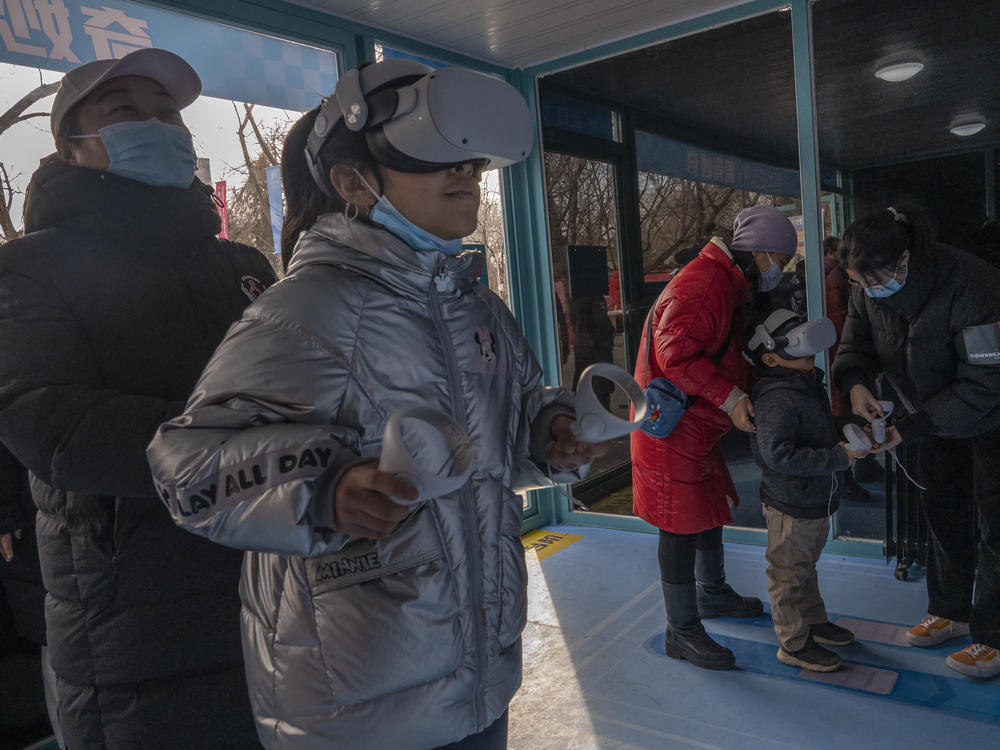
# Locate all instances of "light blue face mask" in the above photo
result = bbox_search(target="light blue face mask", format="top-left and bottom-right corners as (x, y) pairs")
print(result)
(68, 118), (197, 189)
(757, 253), (784, 293)
(863, 257), (908, 298)
(354, 169), (463, 255)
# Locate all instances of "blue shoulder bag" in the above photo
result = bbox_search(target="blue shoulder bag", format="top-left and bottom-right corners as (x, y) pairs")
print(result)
(639, 308), (734, 438)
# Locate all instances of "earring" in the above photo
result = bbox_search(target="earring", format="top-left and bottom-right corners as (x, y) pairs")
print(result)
(344, 202), (359, 221)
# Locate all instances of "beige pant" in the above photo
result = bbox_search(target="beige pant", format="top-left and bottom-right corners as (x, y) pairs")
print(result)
(763, 505), (830, 652)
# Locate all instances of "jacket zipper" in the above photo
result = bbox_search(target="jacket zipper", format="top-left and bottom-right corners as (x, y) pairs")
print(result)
(429, 270), (487, 730)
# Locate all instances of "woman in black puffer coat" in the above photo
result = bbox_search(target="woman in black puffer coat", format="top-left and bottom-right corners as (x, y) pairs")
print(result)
(833, 205), (1000, 680)
(0, 150), (275, 748)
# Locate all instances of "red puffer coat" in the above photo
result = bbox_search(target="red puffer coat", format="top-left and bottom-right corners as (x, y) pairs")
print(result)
(631, 241), (752, 533)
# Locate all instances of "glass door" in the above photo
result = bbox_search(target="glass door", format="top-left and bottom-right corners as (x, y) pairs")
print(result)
(543, 153), (632, 497)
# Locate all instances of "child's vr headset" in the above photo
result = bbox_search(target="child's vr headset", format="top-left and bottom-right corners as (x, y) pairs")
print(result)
(306, 59), (534, 195)
(747, 309), (837, 362)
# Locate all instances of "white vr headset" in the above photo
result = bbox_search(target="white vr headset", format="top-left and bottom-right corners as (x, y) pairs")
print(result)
(306, 59), (534, 195)
(748, 309), (837, 360)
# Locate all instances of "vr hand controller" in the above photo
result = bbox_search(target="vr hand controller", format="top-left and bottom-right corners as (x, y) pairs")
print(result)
(870, 400), (894, 443)
(842, 423), (872, 452)
(842, 400), (894, 452)
(571, 363), (649, 442)
(378, 406), (473, 504)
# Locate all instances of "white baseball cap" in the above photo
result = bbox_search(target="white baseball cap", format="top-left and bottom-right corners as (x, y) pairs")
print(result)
(51, 48), (201, 137)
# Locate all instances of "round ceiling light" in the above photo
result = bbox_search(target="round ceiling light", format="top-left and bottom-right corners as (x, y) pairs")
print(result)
(949, 118), (986, 137)
(874, 61), (924, 82)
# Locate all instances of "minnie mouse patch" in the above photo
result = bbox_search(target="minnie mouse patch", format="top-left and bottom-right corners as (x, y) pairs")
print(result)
(474, 326), (499, 374)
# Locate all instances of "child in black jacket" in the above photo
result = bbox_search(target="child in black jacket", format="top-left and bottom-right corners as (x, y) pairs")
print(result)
(748, 309), (869, 671)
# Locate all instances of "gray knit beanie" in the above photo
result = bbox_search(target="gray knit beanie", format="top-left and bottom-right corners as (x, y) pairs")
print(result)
(730, 205), (797, 256)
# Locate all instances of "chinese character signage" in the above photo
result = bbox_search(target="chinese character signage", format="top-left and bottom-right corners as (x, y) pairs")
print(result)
(0, 0), (338, 112)
(0, 0), (78, 61)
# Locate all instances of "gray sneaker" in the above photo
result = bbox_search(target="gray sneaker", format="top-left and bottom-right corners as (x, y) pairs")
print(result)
(811, 621), (855, 646)
(777, 636), (842, 672)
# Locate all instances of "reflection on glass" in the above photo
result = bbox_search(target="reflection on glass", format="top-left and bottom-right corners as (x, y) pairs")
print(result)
(544, 153), (630, 480)
(538, 11), (803, 521)
(462, 171), (511, 306)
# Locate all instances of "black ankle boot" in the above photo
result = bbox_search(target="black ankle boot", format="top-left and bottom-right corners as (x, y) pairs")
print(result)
(695, 545), (764, 619)
(696, 581), (765, 618)
(665, 622), (736, 670)
(662, 582), (736, 670)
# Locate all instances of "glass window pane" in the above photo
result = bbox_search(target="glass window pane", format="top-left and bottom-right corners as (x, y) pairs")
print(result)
(543, 153), (631, 488)
(540, 10), (801, 527)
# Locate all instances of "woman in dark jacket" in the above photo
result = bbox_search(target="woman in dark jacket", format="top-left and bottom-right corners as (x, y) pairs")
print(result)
(0, 443), (56, 744)
(0, 50), (276, 747)
(631, 205), (797, 670)
(833, 205), (1000, 680)
(0, 444), (43, 644)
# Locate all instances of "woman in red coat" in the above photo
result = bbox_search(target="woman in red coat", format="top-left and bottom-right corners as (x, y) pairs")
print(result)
(632, 205), (798, 670)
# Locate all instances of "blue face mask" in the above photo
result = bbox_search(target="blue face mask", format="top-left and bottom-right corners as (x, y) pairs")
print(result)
(354, 170), (463, 255)
(863, 257), (908, 298)
(757, 253), (784, 293)
(70, 118), (197, 189)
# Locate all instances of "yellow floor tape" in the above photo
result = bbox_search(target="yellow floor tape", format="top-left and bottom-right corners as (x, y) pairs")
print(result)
(521, 529), (583, 560)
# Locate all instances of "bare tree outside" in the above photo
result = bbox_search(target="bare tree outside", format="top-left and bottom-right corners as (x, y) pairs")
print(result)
(544, 154), (620, 285)
(226, 102), (293, 278)
(542, 149), (783, 479)
(462, 171), (510, 304)
(0, 75), (58, 242)
(637, 171), (771, 278)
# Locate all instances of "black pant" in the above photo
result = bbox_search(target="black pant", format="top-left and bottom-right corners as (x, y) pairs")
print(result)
(658, 527), (723, 584)
(917, 430), (1000, 648)
(434, 711), (508, 750)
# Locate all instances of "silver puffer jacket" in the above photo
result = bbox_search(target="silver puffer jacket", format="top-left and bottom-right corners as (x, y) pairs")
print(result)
(147, 213), (583, 749)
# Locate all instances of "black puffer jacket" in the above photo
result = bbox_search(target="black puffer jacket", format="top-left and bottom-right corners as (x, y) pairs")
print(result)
(0, 157), (275, 749)
(0, 442), (44, 644)
(750, 367), (849, 519)
(833, 244), (1000, 442)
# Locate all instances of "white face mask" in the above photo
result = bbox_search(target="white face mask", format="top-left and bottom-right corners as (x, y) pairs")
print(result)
(757, 253), (784, 292)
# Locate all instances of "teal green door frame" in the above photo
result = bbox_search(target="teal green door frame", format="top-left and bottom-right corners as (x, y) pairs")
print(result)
(791, 0), (826, 342)
(501, 68), (563, 528)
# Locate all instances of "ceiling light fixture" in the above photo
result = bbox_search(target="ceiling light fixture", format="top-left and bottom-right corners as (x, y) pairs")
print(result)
(949, 118), (987, 137)
(874, 61), (924, 82)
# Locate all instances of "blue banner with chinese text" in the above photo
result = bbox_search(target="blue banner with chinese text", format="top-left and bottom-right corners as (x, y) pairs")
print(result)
(0, 0), (339, 111)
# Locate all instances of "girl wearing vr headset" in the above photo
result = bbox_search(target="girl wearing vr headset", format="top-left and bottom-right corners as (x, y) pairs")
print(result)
(834, 205), (1000, 680)
(147, 59), (606, 749)
(631, 205), (798, 671)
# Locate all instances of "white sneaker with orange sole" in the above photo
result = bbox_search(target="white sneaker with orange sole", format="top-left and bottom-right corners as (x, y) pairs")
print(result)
(905, 615), (970, 647)
(946, 643), (1000, 679)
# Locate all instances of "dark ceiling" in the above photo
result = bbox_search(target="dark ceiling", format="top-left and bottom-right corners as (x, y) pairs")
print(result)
(542, 0), (1000, 172)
